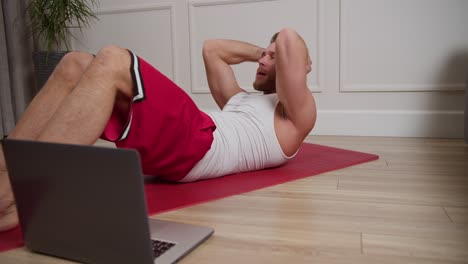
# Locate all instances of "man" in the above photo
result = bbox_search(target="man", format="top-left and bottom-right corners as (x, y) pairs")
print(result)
(0, 28), (316, 231)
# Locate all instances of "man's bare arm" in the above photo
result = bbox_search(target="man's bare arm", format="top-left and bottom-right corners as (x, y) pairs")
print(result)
(203, 39), (263, 109)
(275, 28), (316, 136)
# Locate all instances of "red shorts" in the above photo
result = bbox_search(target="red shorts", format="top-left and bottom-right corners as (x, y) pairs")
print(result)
(100, 51), (216, 182)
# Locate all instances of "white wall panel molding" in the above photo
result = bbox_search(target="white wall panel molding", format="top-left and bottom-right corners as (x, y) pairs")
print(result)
(339, 0), (468, 93)
(94, 3), (177, 82)
(313, 109), (464, 138)
(341, 84), (465, 93)
(95, 3), (173, 15)
(73, 0), (466, 138)
(188, 0), (275, 94)
(188, 0), (324, 94)
(190, 0), (275, 7)
(73, 3), (177, 82)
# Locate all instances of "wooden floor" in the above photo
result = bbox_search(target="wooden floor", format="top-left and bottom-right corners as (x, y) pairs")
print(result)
(1, 136), (467, 263)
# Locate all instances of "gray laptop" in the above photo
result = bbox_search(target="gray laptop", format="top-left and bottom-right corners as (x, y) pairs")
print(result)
(3, 139), (214, 264)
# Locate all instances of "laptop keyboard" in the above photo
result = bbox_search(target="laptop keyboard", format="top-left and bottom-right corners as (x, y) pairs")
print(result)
(152, 239), (176, 258)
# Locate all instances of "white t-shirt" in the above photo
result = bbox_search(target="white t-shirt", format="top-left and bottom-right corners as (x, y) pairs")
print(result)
(180, 92), (295, 182)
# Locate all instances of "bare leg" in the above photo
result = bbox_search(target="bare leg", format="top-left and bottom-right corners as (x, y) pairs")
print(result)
(37, 46), (133, 144)
(0, 46), (133, 231)
(11, 53), (96, 140)
(0, 52), (94, 231)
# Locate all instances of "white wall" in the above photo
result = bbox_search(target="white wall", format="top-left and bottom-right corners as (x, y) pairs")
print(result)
(73, 0), (468, 138)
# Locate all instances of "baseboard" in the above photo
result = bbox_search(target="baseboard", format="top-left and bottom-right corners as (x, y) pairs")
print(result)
(312, 110), (464, 138)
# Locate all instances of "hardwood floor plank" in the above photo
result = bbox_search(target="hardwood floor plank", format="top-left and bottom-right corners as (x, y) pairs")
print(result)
(338, 179), (468, 199)
(444, 207), (468, 224)
(2, 136), (466, 264)
(183, 249), (467, 264)
(198, 195), (451, 222)
(363, 233), (468, 262)
(157, 203), (468, 242)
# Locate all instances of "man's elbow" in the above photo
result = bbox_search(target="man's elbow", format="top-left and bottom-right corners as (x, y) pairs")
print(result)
(202, 39), (219, 57)
(276, 28), (299, 45)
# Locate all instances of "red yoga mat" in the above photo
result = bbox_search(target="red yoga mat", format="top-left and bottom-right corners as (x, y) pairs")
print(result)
(0, 143), (378, 252)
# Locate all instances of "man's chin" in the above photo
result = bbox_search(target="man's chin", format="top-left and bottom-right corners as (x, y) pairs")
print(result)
(253, 81), (266, 91)
(253, 82), (275, 93)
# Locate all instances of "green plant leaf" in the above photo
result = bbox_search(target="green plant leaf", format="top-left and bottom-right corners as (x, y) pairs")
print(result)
(26, 0), (99, 53)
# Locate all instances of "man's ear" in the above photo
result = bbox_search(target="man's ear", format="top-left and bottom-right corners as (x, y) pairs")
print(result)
(306, 58), (312, 74)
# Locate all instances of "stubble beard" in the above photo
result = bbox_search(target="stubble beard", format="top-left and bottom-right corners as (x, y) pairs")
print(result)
(253, 76), (276, 94)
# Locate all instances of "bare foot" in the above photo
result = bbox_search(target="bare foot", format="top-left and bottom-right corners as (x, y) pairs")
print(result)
(0, 170), (19, 232)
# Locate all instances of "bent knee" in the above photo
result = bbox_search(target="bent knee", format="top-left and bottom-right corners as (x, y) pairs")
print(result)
(94, 45), (133, 97)
(94, 45), (130, 68)
(54, 52), (93, 84)
(94, 45), (131, 78)
(61, 52), (94, 71)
